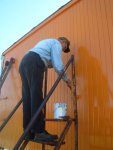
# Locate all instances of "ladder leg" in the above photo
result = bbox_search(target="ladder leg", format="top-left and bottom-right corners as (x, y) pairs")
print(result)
(19, 141), (29, 150)
(42, 69), (47, 150)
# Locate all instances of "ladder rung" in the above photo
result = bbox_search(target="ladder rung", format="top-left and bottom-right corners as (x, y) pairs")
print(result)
(25, 139), (65, 146)
(45, 118), (75, 122)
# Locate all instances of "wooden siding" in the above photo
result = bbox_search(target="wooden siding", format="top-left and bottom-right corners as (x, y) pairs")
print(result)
(0, 0), (113, 149)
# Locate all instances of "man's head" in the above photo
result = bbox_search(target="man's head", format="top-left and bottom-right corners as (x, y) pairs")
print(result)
(58, 37), (70, 53)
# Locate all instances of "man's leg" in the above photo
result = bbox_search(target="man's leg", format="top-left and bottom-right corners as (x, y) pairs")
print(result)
(19, 62), (31, 131)
(30, 60), (45, 133)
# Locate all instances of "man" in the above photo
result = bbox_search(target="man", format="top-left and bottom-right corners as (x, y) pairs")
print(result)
(19, 37), (71, 141)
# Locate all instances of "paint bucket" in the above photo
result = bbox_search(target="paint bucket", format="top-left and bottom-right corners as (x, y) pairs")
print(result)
(54, 103), (67, 119)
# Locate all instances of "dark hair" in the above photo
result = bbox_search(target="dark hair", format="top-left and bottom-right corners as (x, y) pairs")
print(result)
(58, 37), (70, 53)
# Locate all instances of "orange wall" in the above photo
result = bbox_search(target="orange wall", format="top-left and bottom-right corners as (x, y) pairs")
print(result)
(0, 0), (113, 149)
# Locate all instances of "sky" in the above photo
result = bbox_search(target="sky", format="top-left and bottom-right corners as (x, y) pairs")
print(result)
(0, 0), (71, 58)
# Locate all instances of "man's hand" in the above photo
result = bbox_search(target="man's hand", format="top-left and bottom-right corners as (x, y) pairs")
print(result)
(66, 79), (71, 89)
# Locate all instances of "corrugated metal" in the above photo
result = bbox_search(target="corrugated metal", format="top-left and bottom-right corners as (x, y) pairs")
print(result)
(0, 0), (113, 149)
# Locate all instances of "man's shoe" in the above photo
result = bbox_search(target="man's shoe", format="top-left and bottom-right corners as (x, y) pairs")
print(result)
(34, 130), (58, 141)
(24, 132), (35, 141)
(34, 137), (57, 143)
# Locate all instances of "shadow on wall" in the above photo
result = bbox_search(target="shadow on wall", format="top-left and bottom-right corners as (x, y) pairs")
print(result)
(76, 47), (113, 148)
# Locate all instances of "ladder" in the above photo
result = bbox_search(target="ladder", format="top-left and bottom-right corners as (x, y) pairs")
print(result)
(0, 55), (78, 150)
(0, 57), (15, 91)
(13, 55), (78, 150)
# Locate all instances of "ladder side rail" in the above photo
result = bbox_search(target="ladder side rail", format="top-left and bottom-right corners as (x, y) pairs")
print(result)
(0, 58), (15, 90)
(43, 68), (48, 120)
(71, 57), (78, 150)
(13, 55), (74, 150)
(19, 141), (28, 150)
(0, 66), (8, 81)
(42, 68), (48, 150)
(0, 99), (22, 132)
(0, 60), (10, 80)
(0, 66), (9, 88)
(1, 59), (14, 81)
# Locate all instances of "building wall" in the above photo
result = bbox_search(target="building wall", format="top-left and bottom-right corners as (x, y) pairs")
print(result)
(0, 0), (113, 149)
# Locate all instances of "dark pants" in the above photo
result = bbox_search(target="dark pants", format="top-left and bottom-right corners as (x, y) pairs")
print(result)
(19, 51), (45, 133)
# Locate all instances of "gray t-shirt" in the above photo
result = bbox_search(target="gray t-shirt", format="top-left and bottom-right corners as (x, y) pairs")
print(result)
(29, 38), (68, 81)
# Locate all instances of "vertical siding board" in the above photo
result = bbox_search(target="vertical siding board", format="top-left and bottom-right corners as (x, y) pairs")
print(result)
(82, 4), (89, 140)
(94, 1), (105, 147)
(104, 0), (113, 91)
(101, 0), (113, 92)
(98, 0), (108, 147)
(105, 0), (113, 62)
(84, 1), (94, 149)
(87, 1), (95, 146)
(100, 0), (113, 147)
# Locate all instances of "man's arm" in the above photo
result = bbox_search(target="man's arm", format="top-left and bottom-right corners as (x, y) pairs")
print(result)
(51, 42), (68, 81)
(51, 41), (71, 89)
